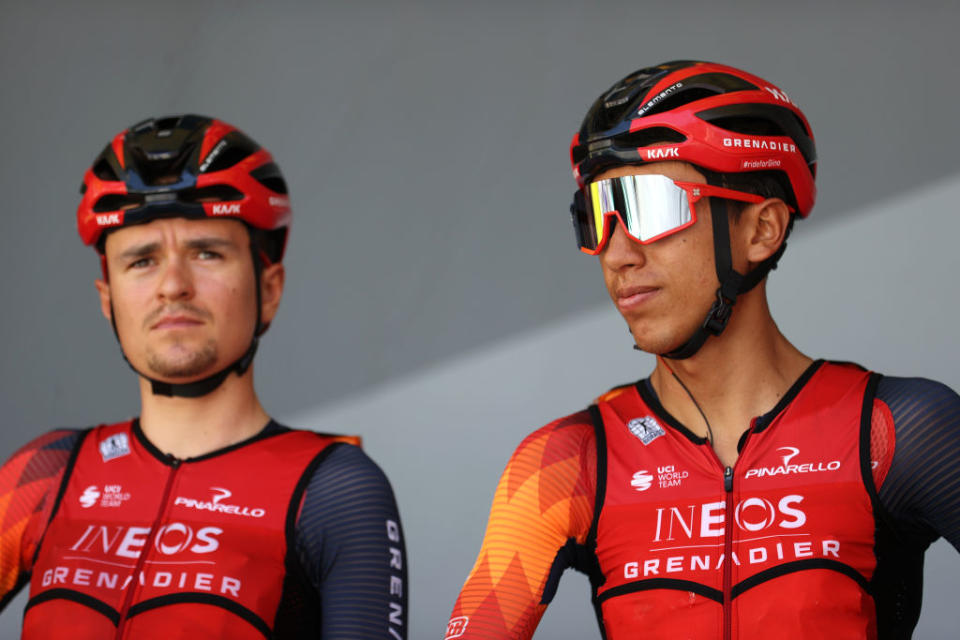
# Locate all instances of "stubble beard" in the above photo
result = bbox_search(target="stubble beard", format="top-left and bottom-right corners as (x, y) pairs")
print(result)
(146, 338), (219, 378)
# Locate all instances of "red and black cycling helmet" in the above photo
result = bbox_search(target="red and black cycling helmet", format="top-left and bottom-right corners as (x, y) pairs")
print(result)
(78, 114), (291, 261)
(570, 61), (817, 359)
(570, 60), (816, 217)
(78, 114), (291, 398)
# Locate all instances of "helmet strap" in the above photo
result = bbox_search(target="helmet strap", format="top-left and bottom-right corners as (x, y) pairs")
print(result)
(107, 242), (266, 398)
(657, 177), (787, 360)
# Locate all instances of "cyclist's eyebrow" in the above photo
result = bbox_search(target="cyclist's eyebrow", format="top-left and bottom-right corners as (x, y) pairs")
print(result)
(183, 237), (236, 251)
(118, 237), (237, 259)
(118, 242), (161, 260)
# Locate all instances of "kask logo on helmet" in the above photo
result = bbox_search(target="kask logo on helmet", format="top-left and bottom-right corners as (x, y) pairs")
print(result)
(762, 85), (795, 106)
(644, 147), (680, 161)
(211, 203), (242, 216)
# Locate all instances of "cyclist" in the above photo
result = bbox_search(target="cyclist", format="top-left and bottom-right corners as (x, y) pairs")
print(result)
(446, 60), (960, 639)
(0, 114), (407, 639)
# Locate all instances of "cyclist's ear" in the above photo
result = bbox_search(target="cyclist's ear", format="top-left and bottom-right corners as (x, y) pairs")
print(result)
(95, 278), (113, 324)
(737, 198), (792, 267)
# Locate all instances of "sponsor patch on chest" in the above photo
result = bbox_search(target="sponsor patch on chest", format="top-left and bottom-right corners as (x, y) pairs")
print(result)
(626, 416), (665, 445)
(99, 433), (130, 462)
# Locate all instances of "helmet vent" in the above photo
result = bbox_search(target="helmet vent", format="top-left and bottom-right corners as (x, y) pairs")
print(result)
(639, 88), (718, 118)
(201, 131), (260, 174)
(707, 115), (786, 137)
(93, 193), (145, 213)
(616, 127), (686, 149)
(698, 104), (815, 165)
(179, 184), (245, 203)
(129, 142), (197, 187)
(638, 73), (757, 118)
(153, 117), (182, 134)
(93, 157), (121, 181)
(250, 162), (288, 194)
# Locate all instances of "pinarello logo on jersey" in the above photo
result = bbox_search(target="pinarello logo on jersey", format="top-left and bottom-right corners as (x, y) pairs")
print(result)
(744, 446), (841, 479)
(174, 487), (266, 518)
(445, 616), (469, 639)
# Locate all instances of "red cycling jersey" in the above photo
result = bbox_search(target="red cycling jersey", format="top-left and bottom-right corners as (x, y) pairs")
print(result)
(594, 362), (876, 638)
(11, 420), (358, 639)
(444, 361), (958, 639)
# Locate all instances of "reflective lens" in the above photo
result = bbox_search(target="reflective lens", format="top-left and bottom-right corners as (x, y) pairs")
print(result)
(572, 174), (695, 253)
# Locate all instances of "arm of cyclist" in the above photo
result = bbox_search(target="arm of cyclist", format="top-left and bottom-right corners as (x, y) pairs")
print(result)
(0, 429), (82, 612)
(874, 376), (960, 548)
(445, 412), (597, 639)
(293, 442), (408, 639)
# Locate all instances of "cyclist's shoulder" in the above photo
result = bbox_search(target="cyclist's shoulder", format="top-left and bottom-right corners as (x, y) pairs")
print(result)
(498, 406), (602, 485)
(268, 421), (363, 449)
(273, 423), (393, 497)
(3, 428), (86, 469)
(870, 373), (960, 442)
(519, 407), (596, 448)
(874, 373), (958, 406)
(594, 378), (641, 405)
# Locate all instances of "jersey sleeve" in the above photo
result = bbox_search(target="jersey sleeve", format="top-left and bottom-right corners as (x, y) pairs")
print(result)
(0, 429), (82, 611)
(874, 376), (960, 549)
(291, 443), (407, 639)
(445, 411), (597, 640)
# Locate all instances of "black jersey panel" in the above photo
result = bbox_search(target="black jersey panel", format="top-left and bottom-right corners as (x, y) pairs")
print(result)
(293, 443), (407, 640)
(875, 376), (960, 549)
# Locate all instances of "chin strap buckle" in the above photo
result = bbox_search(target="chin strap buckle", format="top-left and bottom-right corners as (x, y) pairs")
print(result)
(703, 287), (736, 336)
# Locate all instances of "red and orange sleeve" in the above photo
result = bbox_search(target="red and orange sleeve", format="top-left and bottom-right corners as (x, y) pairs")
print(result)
(445, 412), (597, 639)
(0, 430), (79, 603)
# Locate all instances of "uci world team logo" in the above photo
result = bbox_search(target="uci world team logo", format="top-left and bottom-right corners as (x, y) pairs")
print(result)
(630, 470), (654, 492)
(627, 416), (665, 445)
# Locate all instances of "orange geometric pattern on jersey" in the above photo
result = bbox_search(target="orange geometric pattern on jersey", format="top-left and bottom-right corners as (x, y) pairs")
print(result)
(594, 386), (630, 404)
(871, 399), (896, 489)
(0, 430), (77, 598)
(447, 412), (595, 639)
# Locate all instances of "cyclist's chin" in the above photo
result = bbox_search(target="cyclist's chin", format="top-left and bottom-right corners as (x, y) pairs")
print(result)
(142, 340), (220, 380)
(627, 316), (702, 356)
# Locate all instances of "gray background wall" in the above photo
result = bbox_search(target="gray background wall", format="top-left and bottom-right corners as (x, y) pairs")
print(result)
(1, 1), (958, 637)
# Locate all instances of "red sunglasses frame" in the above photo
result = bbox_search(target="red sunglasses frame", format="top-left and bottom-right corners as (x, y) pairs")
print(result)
(579, 179), (794, 255)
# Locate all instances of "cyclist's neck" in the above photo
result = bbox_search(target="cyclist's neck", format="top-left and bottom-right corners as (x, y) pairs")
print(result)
(137, 365), (271, 460)
(649, 290), (812, 467)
